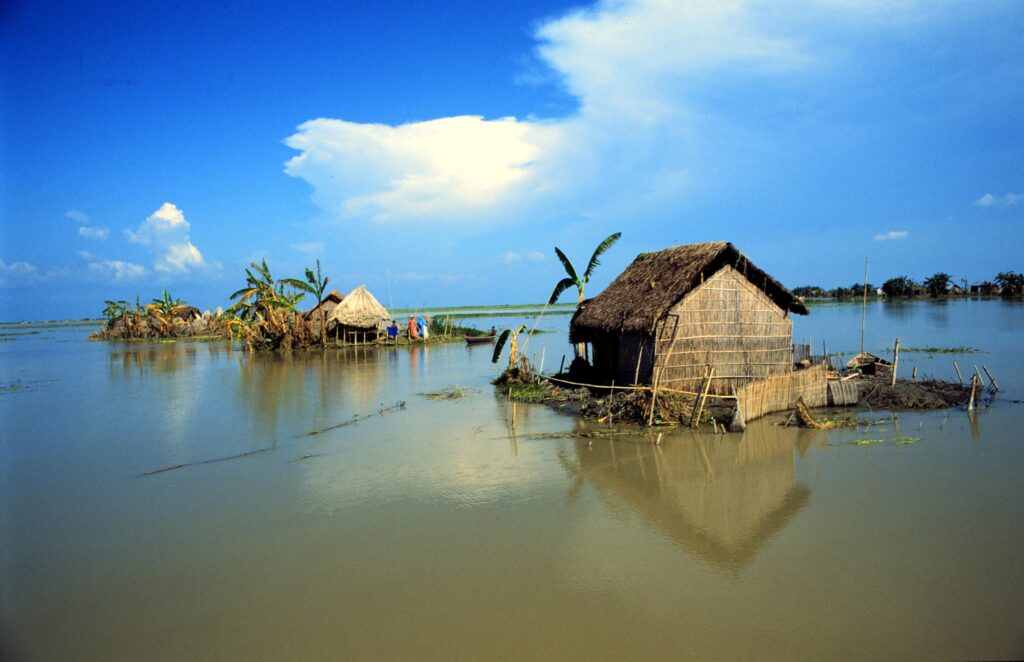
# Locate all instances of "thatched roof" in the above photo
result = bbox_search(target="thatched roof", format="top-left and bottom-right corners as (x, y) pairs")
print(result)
(329, 285), (389, 330)
(571, 242), (808, 341)
(302, 289), (344, 320)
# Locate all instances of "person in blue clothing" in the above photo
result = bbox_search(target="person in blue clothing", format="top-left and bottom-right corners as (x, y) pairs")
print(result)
(386, 320), (399, 342)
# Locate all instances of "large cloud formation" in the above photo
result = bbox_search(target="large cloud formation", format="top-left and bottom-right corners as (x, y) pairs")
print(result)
(283, 0), (971, 228)
(125, 202), (210, 273)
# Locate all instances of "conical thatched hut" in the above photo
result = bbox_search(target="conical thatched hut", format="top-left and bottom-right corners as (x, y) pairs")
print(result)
(329, 285), (389, 343)
(570, 242), (808, 394)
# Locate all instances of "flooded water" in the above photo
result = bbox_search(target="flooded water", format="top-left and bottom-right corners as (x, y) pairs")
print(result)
(2, 300), (1023, 660)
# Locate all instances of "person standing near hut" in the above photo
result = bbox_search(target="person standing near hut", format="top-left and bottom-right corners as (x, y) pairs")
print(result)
(407, 316), (419, 340)
(387, 320), (399, 343)
(417, 316), (428, 340)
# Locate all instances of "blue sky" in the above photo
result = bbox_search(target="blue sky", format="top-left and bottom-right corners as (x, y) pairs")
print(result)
(1, 0), (1022, 321)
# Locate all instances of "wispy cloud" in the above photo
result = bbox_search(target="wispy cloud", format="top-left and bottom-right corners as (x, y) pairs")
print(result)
(500, 250), (546, 264)
(874, 230), (909, 241)
(290, 241), (325, 257)
(78, 251), (147, 282)
(66, 209), (89, 224)
(974, 192), (1020, 208)
(78, 226), (109, 240)
(0, 258), (40, 286)
(125, 202), (214, 274)
(390, 271), (462, 285)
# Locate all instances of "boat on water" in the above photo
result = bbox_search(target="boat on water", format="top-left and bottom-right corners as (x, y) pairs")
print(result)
(465, 335), (496, 345)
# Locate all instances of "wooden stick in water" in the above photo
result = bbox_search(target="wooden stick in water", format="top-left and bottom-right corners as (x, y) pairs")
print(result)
(891, 337), (900, 387)
(974, 365), (986, 390)
(953, 361), (964, 385)
(647, 367), (662, 427)
(634, 346), (644, 385)
(912, 366), (917, 383)
(982, 365), (1000, 392)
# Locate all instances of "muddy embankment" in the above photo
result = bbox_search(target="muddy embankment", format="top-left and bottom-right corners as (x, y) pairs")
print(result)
(500, 371), (973, 428)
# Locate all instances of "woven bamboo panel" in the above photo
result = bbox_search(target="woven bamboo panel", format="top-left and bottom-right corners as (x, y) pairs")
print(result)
(654, 266), (794, 394)
(734, 364), (830, 423)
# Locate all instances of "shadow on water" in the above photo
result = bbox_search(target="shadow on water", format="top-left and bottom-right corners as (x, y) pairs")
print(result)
(561, 423), (823, 574)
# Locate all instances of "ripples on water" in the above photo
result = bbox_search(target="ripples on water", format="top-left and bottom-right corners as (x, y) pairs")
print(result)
(1, 302), (1023, 660)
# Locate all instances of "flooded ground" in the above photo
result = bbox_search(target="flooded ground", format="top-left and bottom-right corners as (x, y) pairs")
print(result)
(2, 300), (1023, 660)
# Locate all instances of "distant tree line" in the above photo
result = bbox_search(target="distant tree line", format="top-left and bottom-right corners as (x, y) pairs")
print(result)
(792, 271), (1024, 300)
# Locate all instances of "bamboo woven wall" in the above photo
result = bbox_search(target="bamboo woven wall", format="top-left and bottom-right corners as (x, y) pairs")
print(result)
(734, 364), (830, 423)
(653, 266), (794, 394)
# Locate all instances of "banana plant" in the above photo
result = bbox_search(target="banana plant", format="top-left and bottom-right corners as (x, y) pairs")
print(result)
(548, 232), (621, 357)
(491, 324), (528, 369)
(281, 259), (329, 347)
(547, 232), (621, 306)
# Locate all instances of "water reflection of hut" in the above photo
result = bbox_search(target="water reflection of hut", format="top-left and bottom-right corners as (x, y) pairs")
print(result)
(567, 425), (813, 572)
(570, 242), (808, 394)
(329, 285), (389, 344)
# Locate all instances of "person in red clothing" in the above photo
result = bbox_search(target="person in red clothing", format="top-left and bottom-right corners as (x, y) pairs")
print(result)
(407, 316), (419, 340)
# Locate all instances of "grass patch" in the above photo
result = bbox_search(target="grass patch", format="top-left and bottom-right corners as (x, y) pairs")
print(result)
(420, 386), (476, 400)
(508, 382), (547, 403)
(901, 346), (981, 354)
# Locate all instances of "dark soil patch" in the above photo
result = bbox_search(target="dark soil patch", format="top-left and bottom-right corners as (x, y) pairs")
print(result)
(857, 375), (971, 409)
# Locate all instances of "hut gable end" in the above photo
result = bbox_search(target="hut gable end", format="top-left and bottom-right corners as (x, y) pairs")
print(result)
(571, 242), (807, 345)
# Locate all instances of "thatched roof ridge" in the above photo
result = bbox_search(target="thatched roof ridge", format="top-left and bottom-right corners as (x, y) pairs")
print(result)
(329, 285), (389, 330)
(302, 289), (344, 320)
(571, 242), (808, 341)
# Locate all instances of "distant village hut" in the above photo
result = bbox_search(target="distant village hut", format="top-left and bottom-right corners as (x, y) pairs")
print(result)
(303, 289), (344, 339)
(303, 289), (344, 322)
(328, 285), (389, 344)
(570, 242), (809, 394)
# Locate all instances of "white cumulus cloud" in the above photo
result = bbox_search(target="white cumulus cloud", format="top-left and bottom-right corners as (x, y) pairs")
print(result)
(285, 116), (550, 222)
(874, 230), (909, 241)
(974, 192), (1020, 208)
(125, 202), (211, 274)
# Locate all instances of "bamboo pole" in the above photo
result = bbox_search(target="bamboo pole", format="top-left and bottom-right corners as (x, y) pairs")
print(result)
(607, 380), (615, 425)
(634, 346), (644, 385)
(912, 366), (917, 383)
(559, 354), (566, 376)
(691, 366), (715, 429)
(974, 365), (986, 390)
(982, 365), (1000, 392)
(967, 374), (977, 411)
(953, 360), (964, 385)
(891, 338), (900, 387)
(539, 348), (546, 377)
(647, 367), (662, 427)
(860, 257), (869, 355)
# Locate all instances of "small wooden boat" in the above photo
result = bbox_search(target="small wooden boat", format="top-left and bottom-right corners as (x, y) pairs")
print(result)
(847, 352), (892, 376)
(465, 335), (496, 345)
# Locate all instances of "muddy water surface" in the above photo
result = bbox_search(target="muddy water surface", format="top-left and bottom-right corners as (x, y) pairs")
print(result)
(2, 301), (1023, 660)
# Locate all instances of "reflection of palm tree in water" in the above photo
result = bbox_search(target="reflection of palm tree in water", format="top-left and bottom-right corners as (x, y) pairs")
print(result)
(558, 424), (819, 573)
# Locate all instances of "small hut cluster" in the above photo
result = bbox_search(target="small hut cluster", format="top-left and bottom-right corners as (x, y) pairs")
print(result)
(303, 286), (390, 344)
(570, 242), (809, 395)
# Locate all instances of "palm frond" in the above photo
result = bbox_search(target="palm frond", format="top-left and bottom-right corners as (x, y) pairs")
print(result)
(491, 329), (512, 363)
(548, 277), (576, 305)
(583, 232), (621, 281)
(280, 278), (315, 294)
(554, 247), (579, 283)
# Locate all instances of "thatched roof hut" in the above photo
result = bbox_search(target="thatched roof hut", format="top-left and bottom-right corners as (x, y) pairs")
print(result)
(329, 285), (389, 332)
(570, 242), (808, 393)
(302, 289), (344, 321)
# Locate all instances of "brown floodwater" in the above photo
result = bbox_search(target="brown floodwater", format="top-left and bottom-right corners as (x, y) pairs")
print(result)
(2, 300), (1023, 660)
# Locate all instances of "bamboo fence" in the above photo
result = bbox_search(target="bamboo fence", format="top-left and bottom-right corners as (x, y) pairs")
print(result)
(733, 364), (829, 423)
